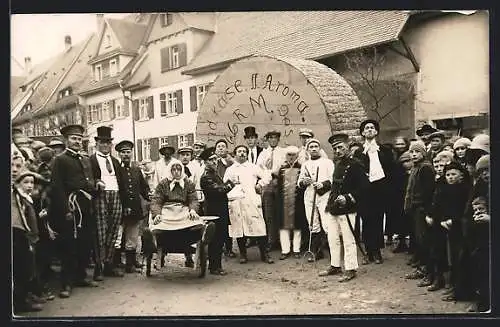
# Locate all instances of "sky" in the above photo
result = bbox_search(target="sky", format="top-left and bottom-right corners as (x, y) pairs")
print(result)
(11, 13), (129, 76)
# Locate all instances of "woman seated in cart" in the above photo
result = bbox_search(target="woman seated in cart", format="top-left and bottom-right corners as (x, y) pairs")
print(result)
(148, 159), (215, 269)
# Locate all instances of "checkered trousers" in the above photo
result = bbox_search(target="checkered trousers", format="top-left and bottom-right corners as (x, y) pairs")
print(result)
(94, 190), (123, 266)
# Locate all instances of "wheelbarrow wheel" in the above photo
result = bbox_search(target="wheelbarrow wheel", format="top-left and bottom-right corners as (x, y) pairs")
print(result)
(195, 240), (207, 278)
(146, 254), (153, 277)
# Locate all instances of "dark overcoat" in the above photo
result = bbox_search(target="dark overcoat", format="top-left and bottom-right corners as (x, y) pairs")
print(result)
(116, 161), (151, 222)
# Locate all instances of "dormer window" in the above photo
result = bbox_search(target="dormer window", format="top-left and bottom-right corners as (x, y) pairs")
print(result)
(160, 13), (173, 27)
(23, 103), (32, 113)
(58, 87), (73, 100)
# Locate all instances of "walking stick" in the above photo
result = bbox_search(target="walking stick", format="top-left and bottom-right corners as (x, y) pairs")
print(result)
(303, 167), (320, 264)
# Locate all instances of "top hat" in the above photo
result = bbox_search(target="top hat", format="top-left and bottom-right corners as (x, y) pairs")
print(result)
(416, 124), (437, 137)
(115, 140), (134, 152)
(299, 128), (314, 138)
(94, 126), (113, 141)
(328, 133), (350, 147)
(60, 124), (85, 137)
(265, 130), (281, 139)
(244, 126), (258, 138)
(199, 146), (217, 161)
(178, 146), (194, 154)
(359, 119), (380, 135)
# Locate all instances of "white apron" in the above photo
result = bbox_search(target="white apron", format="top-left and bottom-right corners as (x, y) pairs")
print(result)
(227, 184), (267, 238)
(149, 202), (203, 232)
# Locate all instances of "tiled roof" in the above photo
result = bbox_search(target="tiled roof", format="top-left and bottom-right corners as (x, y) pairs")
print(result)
(179, 12), (216, 32)
(11, 76), (26, 105)
(78, 75), (121, 95)
(106, 18), (149, 53)
(183, 11), (410, 74)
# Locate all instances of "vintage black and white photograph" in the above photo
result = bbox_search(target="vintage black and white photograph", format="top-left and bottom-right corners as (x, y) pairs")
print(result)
(10, 10), (490, 317)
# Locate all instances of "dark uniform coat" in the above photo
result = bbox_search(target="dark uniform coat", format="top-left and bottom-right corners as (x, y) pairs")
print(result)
(200, 166), (234, 224)
(116, 161), (151, 222)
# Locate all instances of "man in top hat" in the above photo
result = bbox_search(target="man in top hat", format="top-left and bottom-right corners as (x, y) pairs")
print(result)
(297, 128), (328, 165)
(427, 131), (446, 160)
(256, 130), (288, 251)
(358, 119), (395, 264)
(244, 126), (263, 165)
(48, 138), (66, 156)
(199, 146), (235, 275)
(49, 124), (98, 298)
(319, 134), (368, 281)
(152, 142), (176, 189)
(89, 126), (127, 280)
(416, 124), (437, 149)
(114, 140), (151, 273)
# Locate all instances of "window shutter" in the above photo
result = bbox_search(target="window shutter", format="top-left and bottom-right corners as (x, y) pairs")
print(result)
(178, 43), (187, 67)
(176, 89), (183, 114)
(110, 100), (116, 119)
(167, 135), (178, 152)
(87, 105), (93, 124)
(190, 86), (197, 112)
(160, 47), (170, 72)
(166, 13), (173, 25)
(160, 14), (166, 27)
(133, 99), (139, 120)
(137, 139), (143, 162)
(147, 96), (154, 119)
(123, 98), (130, 117)
(187, 133), (194, 146)
(150, 137), (160, 161)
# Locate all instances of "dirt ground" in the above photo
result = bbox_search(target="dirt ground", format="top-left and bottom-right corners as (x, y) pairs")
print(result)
(18, 245), (475, 318)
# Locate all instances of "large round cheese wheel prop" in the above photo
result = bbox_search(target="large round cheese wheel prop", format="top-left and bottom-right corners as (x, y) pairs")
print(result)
(195, 55), (366, 157)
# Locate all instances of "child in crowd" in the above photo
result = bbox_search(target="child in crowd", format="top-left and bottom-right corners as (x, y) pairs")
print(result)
(393, 151), (413, 253)
(404, 141), (436, 281)
(453, 138), (472, 169)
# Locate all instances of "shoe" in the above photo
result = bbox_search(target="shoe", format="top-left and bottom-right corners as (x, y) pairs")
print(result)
(15, 300), (43, 313)
(74, 279), (99, 287)
(441, 293), (457, 302)
(293, 252), (301, 259)
(362, 254), (374, 265)
(43, 291), (55, 301)
(427, 281), (444, 292)
(279, 253), (290, 260)
(202, 222), (215, 244)
(28, 293), (47, 304)
(417, 277), (433, 287)
(185, 257), (195, 268)
(374, 251), (383, 264)
(59, 285), (72, 299)
(338, 270), (357, 283)
(239, 257), (248, 264)
(442, 287), (454, 296)
(405, 269), (425, 280)
(318, 266), (342, 277)
(209, 269), (227, 276)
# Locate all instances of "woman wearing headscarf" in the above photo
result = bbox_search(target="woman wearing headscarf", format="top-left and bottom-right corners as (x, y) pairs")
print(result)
(149, 159), (214, 268)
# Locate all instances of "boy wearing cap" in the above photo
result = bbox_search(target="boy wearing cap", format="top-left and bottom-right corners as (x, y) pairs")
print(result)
(404, 141), (436, 281)
(48, 138), (66, 156)
(416, 124), (437, 148)
(200, 147), (236, 275)
(256, 130), (287, 251)
(277, 145), (307, 259)
(358, 119), (395, 264)
(297, 138), (334, 262)
(427, 131), (446, 161)
(49, 124), (98, 298)
(320, 134), (368, 281)
(115, 140), (151, 273)
(89, 126), (127, 279)
(297, 128), (328, 165)
(12, 169), (44, 313)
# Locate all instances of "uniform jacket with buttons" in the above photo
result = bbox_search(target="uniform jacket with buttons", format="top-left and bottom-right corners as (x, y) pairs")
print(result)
(48, 149), (96, 232)
(116, 161), (151, 221)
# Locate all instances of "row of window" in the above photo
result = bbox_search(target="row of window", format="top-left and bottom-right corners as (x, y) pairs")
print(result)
(138, 133), (194, 162)
(94, 57), (120, 81)
(87, 99), (128, 124)
(22, 110), (83, 137)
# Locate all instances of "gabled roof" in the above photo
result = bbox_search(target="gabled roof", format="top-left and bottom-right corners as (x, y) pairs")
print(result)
(105, 18), (149, 53)
(183, 11), (410, 75)
(179, 12), (216, 32)
(11, 76), (26, 105)
(122, 52), (150, 90)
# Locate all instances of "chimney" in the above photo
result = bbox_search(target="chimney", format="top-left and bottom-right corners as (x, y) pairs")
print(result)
(64, 35), (72, 52)
(24, 57), (32, 76)
(96, 14), (104, 32)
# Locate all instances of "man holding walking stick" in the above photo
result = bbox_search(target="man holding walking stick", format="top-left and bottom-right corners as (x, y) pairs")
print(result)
(297, 139), (334, 262)
(319, 134), (369, 282)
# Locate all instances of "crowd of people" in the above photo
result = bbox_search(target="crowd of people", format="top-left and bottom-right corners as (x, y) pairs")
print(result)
(11, 120), (490, 315)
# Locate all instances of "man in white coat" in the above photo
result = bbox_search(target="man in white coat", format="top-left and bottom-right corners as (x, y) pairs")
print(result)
(297, 128), (328, 165)
(224, 145), (274, 264)
(297, 138), (334, 262)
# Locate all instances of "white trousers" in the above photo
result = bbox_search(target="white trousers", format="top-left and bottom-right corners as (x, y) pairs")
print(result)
(324, 212), (359, 271)
(279, 229), (302, 254)
(304, 193), (329, 234)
